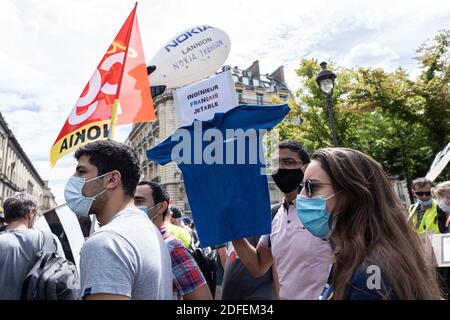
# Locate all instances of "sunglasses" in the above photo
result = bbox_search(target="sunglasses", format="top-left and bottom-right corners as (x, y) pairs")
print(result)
(302, 179), (332, 198)
(415, 191), (431, 197)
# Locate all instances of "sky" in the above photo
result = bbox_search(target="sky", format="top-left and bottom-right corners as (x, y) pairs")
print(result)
(1, 0), (449, 205)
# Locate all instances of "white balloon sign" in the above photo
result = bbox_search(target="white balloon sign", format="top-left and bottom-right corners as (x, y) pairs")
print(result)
(148, 25), (231, 89)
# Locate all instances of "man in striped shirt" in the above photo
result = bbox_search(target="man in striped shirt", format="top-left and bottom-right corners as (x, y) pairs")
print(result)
(135, 181), (212, 300)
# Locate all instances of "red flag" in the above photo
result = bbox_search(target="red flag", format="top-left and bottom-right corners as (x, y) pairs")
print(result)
(116, 9), (155, 125)
(50, 3), (154, 167)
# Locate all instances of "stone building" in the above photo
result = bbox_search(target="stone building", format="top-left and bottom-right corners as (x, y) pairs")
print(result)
(0, 112), (56, 211)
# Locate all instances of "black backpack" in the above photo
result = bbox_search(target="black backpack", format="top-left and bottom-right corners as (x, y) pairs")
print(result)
(190, 246), (217, 297)
(20, 232), (80, 300)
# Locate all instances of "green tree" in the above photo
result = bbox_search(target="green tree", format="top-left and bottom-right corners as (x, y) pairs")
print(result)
(278, 59), (362, 151)
(414, 30), (450, 155)
(348, 67), (433, 181)
(349, 30), (450, 181)
(279, 30), (450, 190)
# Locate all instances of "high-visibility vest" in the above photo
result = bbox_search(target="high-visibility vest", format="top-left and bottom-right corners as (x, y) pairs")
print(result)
(166, 222), (192, 249)
(409, 200), (441, 234)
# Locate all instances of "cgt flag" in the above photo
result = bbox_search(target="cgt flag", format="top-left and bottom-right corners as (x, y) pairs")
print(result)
(50, 3), (155, 167)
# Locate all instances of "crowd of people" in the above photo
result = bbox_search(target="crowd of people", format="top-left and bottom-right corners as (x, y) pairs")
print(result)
(0, 139), (449, 300)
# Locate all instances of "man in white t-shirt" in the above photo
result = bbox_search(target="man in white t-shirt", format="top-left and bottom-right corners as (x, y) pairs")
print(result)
(64, 140), (172, 300)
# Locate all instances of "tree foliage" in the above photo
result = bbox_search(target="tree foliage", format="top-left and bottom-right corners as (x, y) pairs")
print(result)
(279, 30), (450, 185)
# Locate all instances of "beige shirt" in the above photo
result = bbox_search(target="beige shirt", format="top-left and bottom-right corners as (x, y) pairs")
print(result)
(259, 202), (333, 299)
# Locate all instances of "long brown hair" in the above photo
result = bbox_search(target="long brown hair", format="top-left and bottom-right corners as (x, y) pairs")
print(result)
(312, 147), (442, 300)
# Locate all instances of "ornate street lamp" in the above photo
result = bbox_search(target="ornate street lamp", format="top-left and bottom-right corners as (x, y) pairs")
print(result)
(316, 61), (338, 147)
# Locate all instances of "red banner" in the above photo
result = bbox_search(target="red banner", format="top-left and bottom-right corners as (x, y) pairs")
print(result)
(50, 3), (155, 167)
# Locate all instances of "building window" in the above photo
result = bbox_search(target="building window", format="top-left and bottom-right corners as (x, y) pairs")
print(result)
(279, 94), (288, 101)
(242, 77), (249, 86)
(256, 93), (264, 105)
(237, 90), (243, 103)
(253, 78), (260, 87)
(232, 75), (239, 83)
(27, 181), (34, 195)
(43, 196), (49, 208)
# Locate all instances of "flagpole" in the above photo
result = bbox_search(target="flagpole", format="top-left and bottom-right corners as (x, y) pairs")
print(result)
(108, 2), (138, 140)
(407, 202), (419, 221)
(40, 203), (68, 216)
(108, 99), (120, 140)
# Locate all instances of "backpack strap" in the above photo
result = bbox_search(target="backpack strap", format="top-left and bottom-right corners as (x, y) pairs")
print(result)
(41, 231), (57, 254)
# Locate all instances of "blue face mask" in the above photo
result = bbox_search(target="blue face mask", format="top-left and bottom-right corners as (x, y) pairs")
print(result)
(137, 204), (161, 222)
(296, 193), (336, 239)
(137, 206), (148, 214)
(417, 198), (433, 206)
(64, 172), (110, 217)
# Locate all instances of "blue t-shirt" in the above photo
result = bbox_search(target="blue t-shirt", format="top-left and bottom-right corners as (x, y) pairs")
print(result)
(147, 104), (290, 247)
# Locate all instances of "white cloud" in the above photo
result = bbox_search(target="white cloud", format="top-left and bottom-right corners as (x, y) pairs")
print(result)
(343, 43), (400, 70)
(1, 0), (449, 204)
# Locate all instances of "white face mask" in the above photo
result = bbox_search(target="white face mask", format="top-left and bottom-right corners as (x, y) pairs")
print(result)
(437, 199), (450, 213)
(64, 172), (111, 217)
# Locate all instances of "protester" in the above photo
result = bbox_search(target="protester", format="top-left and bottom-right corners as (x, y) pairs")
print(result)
(167, 206), (193, 249)
(170, 206), (184, 227)
(298, 147), (442, 299)
(0, 193), (65, 299)
(160, 204), (220, 297)
(431, 181), (450, 297)
(66, 140), (172, 300)
(409, 178), (448, 234)
(180, 214), (199, 247)
(135, 181), (212, 300)
(181, 215), (192, 228)
(0, 207), (7, 231)
(182, 215), (200, 249)
(232, 140), (334, 299)
(432, 181), (450, 232)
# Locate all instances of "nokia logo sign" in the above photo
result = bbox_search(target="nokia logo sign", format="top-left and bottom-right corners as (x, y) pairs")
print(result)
(164, 25), (214, 52)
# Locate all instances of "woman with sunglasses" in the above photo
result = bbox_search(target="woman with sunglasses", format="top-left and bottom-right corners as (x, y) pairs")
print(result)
(297, 147), (443, 300)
